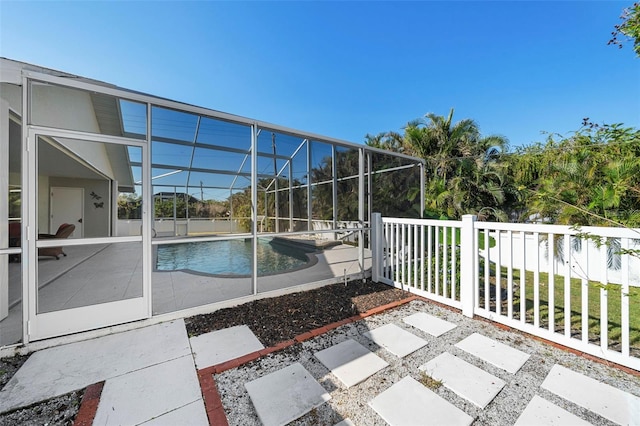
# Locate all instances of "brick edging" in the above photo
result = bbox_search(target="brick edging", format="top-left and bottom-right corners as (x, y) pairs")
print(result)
(196, 294), (419, 425)
(72, 381), (105, 426)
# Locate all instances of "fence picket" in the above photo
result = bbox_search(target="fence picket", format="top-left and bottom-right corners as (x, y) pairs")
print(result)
(507, 230), (514, 319)
(533, 232), (540, 328)
(600, 239), (608, 351)
(520, 231), (526, 324)
(427, 225), (433, 293)
(564, 234), (571, 338)
(621, 237), (630, 357)
(548, 233), (555, 333)
(496, 230), (502, 315)
(443, 225), (448, 299)
(435, 225), (440, 296)
(420, 224), (425, 291)
(484, 229), (490, 311)
(581, 243), (589, 344)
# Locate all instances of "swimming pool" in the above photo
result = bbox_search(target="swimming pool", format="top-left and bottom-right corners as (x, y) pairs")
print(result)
(155, 238), (312, 276)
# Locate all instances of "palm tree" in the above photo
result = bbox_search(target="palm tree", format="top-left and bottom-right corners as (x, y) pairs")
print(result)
(401, 108), (510, 220)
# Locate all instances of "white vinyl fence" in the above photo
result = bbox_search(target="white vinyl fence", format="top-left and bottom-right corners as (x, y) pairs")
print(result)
(371, 213), (640, 371)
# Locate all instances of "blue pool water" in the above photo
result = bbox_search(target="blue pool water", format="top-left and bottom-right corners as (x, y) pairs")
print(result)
(155, 238), (310, 276)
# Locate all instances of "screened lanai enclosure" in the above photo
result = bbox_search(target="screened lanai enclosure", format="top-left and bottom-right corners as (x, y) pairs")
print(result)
(0, 58), (424, 349)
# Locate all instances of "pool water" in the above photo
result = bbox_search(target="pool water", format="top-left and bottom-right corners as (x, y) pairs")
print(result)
(155, 238), (310, 276)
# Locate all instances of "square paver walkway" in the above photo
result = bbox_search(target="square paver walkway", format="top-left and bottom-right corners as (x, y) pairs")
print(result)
(514, 395), (592, 426)
(455, 333), (530, 374)
(403, 312), (457, 337)
(362, 324), (427, 358)
(541, 364), (640, 425)
(93, 355), (206, 426)
(369, 376), (473, 426)
(189, 325), (264, 369)
(244, 362), (330, 426)
(314, 339), (388, 387)
(419, 352), (505, 408)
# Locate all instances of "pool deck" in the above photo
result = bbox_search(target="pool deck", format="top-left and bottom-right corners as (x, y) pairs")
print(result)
(1, 242), (370, 347)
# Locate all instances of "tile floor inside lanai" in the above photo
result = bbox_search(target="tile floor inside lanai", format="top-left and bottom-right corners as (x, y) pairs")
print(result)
(1, 298), (639, 425)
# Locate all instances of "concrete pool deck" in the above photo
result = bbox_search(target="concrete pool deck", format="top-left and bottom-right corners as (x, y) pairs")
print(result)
(1, 242), (370, 347)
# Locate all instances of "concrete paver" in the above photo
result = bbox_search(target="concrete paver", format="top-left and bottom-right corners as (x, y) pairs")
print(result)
(419, 352), (506, 408)
(541, 364), (640, 425)
(369, 376), (473, 426)
(314, 339), (388, 387)
(244, 362), (331, 426)
(140, 400), (209, 426)
(93, 355), (205, 426)
(0, 320), (191, 414)
(455, 332), (530, 373)
(514, 395), (592, 426)
(189, 325), (264, 369)
(362, 323), (427, 358)
(403, 312), (457, 337)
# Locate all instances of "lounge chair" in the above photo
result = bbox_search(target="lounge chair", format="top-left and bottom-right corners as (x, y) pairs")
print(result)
(38, 223), (76, 260)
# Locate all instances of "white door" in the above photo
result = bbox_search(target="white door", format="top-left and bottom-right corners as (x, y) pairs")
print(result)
(28, 128), (149, 342)
(50, 187), (83, 238)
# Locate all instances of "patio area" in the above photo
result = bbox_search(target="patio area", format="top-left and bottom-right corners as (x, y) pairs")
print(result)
(1, 240), (371, 347)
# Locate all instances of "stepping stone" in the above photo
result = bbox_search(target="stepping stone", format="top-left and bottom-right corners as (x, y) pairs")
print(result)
(515, 395), (592, 425)
(455, 333), (529, 373)
(189, 325), (264, 369)
(403, 312), (457, 337)
(314, 339), (388, 387)
(541, 364), (640, 425)
(419, 352), (505, 408)
(369, 376), (473, 426)
(245, 362), (330, 426)
(362, 324), (427, 358)
(94, 355), (205, 426)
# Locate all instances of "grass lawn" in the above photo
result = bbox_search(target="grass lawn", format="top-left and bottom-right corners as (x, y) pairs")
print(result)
(482, 266), (640, 354)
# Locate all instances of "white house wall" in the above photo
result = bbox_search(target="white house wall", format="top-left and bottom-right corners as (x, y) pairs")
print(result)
(31, 85), (116, 179)
(55, 137), (115, 180)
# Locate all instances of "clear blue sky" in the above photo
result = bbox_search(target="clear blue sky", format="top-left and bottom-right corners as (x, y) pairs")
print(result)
(1, 1), (639, 149)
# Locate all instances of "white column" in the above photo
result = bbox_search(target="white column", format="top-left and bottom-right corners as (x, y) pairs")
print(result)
(371, 213), (382, 283)
(358, 148), (365, 279)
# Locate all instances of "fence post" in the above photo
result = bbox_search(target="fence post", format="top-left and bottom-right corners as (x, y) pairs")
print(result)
(371, 213), (382, 283)
(461, 214), (477, 317)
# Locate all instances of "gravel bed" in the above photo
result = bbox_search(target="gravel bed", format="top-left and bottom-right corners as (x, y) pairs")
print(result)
(214, 299), (640, 426)
(0, 390), (83, 426)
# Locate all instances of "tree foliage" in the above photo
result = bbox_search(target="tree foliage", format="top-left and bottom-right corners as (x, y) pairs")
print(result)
(609, 2), (640, 57)
(506, 120), (640, 226)
(367, 108), (512, 221)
